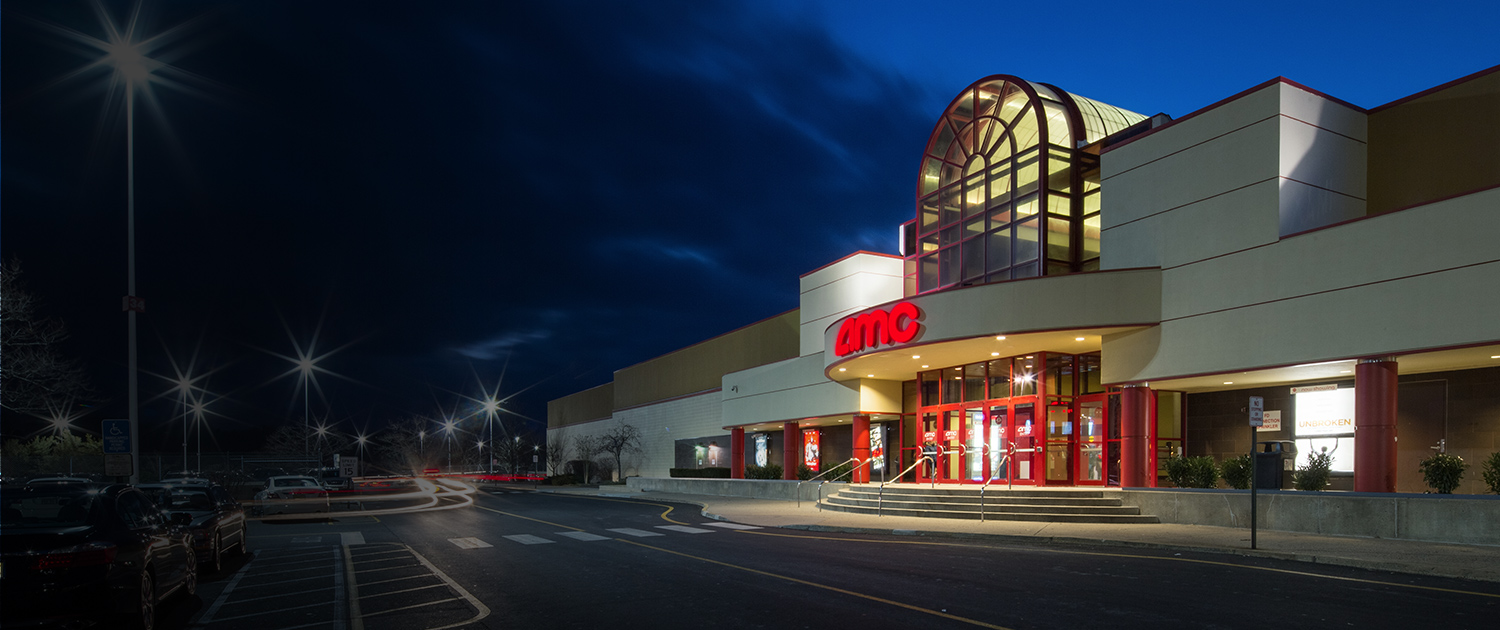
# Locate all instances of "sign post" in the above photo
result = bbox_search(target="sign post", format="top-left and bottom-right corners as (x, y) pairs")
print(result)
(1248, 396), (1263, 550)
(102, 419), (133, 478)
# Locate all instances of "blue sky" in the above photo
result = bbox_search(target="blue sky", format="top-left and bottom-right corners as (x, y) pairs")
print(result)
(2, 0), (1493, 452)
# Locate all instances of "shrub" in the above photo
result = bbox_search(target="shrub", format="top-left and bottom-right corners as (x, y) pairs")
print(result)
(745, 464), (783, 480)
(545, 474), (580, 486)
(1220, 454), (1253, 490)
(1293, 447), (1333, 491)
(1163, 455), (1218, 488)
(1483, 452), (1500, 495)
(796, 464), (815, 481)
(1419, 452), (1467, 494)
(823, 460), (854, 482)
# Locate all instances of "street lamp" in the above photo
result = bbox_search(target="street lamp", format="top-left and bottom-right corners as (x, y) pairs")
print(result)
(481, 396), (500, 475)
(355, 433), (369, 476)
(418, 429), (426, 470)
(442, 420), (456, 473)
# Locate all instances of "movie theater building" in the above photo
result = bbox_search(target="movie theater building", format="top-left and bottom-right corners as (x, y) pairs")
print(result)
(548, 65), (1500, 494)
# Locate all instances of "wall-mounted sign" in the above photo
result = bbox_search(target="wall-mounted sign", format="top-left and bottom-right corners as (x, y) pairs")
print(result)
(754, 434), (769, 467)
(1258, 410), (1282, 433)
(1291, 384), (1339, 394)
(943, 429), (958, 442)
(834, 302), (922, 356)
(870, 425), (885, 472)
(802, 429), (820, 471)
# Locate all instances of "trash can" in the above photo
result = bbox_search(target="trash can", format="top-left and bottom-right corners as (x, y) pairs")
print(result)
(1254, 441), (1296, 489)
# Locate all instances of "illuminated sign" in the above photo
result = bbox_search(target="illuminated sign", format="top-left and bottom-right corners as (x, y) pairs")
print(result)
(1295, 388), (1355, 437)
(834, 302), (922, 356)
(870, 425), (885, 472)
(803, 429), (820, 471)
(754, 434), (769, 467)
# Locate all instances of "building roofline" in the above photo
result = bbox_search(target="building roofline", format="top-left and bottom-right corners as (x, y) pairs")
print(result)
(1368, 63), (1500, 113)
(799, 250), (904, 279)
(1103, 77), (1363, 155)
(612, 308), (798, 374)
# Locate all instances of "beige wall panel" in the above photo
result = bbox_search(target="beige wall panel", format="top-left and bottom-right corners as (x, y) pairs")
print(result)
(822, 269), (1162, 371)
(1161, 187), (1500, 321)
(798, 255), (904, 356)
(1368, 70), (1500, 214)
(549, 389), (725, 479)
(1116, 261), (1500, 383)
(859, 379), (903, 414)
(1157, 181), (1280, 269)
(723, 354), (862, 426)
(1100, 326), (1163, 384)
(1276, 179), (1368, 236)
(1104, 84), (1282, 176)
(1277, 82), (1367, 142)
(1099, 212), (1162, 270)
(1105, 118), (1279, 228)
(1278, 115), (1367, 196)
(547, 383), (614, 429)
(613, 311), (798, 410)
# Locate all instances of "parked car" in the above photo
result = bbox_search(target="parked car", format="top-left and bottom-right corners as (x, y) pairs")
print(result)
(0, 483), (197, 629)
(250, 467), (287, 482)
(252, 476), (330, 516)
(24, 475), (93, 486)
(305, 467), (354, 491)
(138, 480), (248, 573)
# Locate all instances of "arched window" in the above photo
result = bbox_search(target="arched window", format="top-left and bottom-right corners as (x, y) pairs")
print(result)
(907, 76), (1145, 295)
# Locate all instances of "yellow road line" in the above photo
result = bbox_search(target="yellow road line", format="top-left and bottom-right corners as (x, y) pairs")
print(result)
(614, 538), (1013, 630)
(541, 493), (690, 525)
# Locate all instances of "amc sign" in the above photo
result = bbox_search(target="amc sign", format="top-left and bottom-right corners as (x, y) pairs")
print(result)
(834, 302), (923, 356)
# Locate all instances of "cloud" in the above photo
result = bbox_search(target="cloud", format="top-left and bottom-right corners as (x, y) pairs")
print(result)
(453, 328), (555, 361)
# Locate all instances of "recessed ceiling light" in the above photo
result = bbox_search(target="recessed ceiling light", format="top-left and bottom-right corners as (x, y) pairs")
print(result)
(1340, 370), (1351, 374)
(867, 374), (875, 378)
(991, 352), (1000, 356)
(1223, 381), (1233, 385)
(1075, 337), (1085, 341)
(912, 355), (921, 359)
(921, 365), (929, 368)
(996, 335), (1006, 341)
(839, 368), (846, 372)
(1025, 355), (1033, 359)
(1492, 355), (1500, 359)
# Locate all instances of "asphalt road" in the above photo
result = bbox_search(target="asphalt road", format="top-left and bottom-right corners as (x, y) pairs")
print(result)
(159, 485), (1500, 630)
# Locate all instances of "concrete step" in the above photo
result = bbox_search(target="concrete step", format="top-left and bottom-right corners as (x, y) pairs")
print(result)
(817, 500), (1160, 524)
(839, 486), (1108, 499)
(824, 496), (1142, 516)
(836, 491), (1125, 507)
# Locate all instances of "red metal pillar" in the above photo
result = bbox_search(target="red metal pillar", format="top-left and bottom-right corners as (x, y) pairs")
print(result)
(1355, 357), (1399, 493)
(1121, 385), (1150, 488)
(782, 421), (799, 480)
(730, 428), (745, 479)
(851, 415), (871, 483)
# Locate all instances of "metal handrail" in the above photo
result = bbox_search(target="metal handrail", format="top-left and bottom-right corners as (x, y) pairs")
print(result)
(797, 457), (860, 508)
(979, 448), (1014, 523)
(878, 456), (934, 517)
(817, 457), (875, 511)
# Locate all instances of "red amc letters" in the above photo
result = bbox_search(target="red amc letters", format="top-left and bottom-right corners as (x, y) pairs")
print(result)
(834, 302), (922, 356)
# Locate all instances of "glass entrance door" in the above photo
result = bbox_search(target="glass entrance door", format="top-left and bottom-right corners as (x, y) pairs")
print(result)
(1013, 403), (1037, 484)
(1076, 396), (1106, 485)
(988, 405), (1008, 483)
(964, 407), (986, 481)
(1045, 400), (1074, 484)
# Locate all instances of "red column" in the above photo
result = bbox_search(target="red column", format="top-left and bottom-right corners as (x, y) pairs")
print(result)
(1121, 385), (1150, 488)
(1355, 358), (1399, 493)
(782, 421), (799, 480)
(730, 428), (745, 479)
(852, 415), (871, 483)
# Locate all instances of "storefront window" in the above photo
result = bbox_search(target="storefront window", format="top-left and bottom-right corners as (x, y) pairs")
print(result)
(1045, 353), (1074, 397)
(963, 363), (986, 402)
(1012, 356), (1038, 396)
(986, 359), (1009, 398)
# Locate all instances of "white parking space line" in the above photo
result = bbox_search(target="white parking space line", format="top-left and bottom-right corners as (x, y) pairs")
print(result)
(656, 525), (715, 534)
(556, 531), (612, 541)
(291, 536), (323, 544)
(341, 531), (366, 545)
(502, 534), (555, 545)
(607, 528), (664, 537)
(702, 522), (761, 530)
(447, 537), (493, 549)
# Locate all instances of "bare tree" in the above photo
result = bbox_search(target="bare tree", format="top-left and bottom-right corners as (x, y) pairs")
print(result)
(546, 427), (570, 477)
(573, 434), (601, 483)
(261, 422), (351, 467)
(1, 260), (96, 417)
(597, 422), (642, 482)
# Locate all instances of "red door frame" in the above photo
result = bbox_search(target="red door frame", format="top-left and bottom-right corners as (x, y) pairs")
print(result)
(1073, 393), (1109, 486)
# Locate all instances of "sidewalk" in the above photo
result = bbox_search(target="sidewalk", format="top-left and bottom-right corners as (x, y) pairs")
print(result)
(531, 485), (1500, 584)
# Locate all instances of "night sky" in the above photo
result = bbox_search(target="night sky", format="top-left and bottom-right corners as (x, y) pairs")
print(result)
(3, 0), (1495, 452)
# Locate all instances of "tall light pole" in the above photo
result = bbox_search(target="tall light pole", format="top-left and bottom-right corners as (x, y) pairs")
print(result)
(482, 397), (500, 474)
(443, 420), (455, 473)
(418, 429), (426, 470)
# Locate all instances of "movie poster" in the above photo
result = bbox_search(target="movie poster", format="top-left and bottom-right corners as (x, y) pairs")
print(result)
(870, 424), (885, 472)
(803, 429), (820, 471)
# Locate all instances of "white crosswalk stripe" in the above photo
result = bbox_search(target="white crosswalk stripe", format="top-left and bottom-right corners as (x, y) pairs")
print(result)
(606, 528), (663, 537)
(503, 534), (555, 545)
(556, 531), (611, 541)
(448, 537), (493, 549)
(655, 525), (714, 534)
(701, 522), (761, 530)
